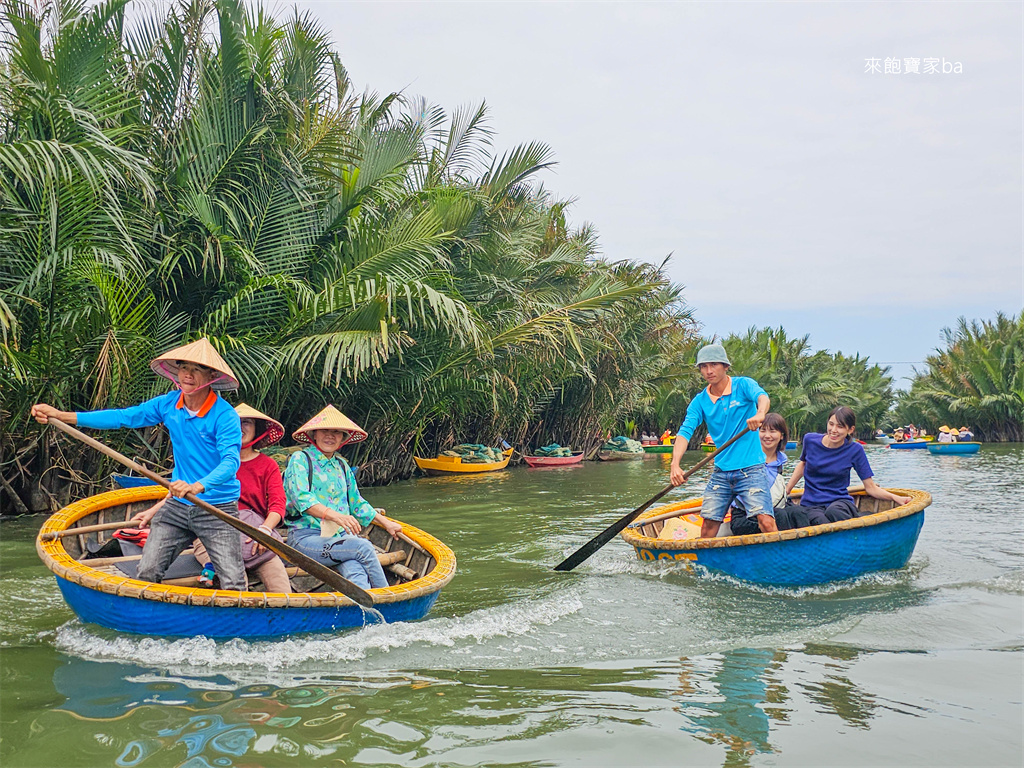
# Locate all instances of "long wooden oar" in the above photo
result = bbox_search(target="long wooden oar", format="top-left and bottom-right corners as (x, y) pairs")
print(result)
(46, 419), (375, 607)
(554, 427), (751, 572)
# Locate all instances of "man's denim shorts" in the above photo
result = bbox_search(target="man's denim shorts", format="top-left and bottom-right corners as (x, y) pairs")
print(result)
(702, 464), (774, 522)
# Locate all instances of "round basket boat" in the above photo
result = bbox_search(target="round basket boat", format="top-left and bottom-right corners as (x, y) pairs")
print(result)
(926, 442), (981, 455)
(36, 487), (457, 639)
(889, 440), (928, 450)
(620, 488), (930, 587)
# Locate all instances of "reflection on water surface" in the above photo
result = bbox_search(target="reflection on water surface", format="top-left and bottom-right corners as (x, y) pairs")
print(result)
(1, 446), (1022, 766)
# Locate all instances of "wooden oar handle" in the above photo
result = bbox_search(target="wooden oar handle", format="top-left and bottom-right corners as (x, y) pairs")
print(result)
(40, 519), (151, 542)
(679, 427), (750, 481)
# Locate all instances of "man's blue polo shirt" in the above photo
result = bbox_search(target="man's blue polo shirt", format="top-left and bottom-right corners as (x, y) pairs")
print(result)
(77, 390), (241, 505)
(678, 376), (768, 471)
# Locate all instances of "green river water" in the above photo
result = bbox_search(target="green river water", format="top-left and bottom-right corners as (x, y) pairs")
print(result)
(1, 445), (1022, 767)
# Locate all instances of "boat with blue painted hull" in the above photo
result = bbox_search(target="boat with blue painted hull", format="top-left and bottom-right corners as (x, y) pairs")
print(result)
(620, 489), (930, 587)
(37, 487), (456, 639)
(889, 440), (928, 450)
(927, 442), (981, 455)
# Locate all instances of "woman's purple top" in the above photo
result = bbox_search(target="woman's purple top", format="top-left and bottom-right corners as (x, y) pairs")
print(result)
(799, 433), (874, 505)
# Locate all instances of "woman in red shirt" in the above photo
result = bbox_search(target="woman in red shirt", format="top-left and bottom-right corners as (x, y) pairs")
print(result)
(201, 403), (292, 592)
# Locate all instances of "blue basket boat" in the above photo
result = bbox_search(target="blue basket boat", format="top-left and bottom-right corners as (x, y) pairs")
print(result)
(785, 440), (798, 450)
(888, 440), (928, 450)
(620, 488), (930, 587)
(37, 487), (456, 639)
(112, 473), (159, 489)
(926, 442), (981, 455)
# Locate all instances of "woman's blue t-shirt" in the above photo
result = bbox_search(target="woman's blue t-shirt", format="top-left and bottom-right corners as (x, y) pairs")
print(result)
(799, 433), (874, 505)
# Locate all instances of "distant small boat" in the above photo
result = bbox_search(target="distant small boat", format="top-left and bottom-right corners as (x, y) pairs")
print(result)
(642, 445), (673, 454)
(700, 443), (715, 453)
(414, 447), (514, 475)
(927, 442), (981, 455)
(876, 436), (895, 445)
(889, 440), (928, 450)
(785, 440), (797, 450)
(112, 474), (159, 489)
(524, 452), (585, 467)
(598, 450), (644, 461)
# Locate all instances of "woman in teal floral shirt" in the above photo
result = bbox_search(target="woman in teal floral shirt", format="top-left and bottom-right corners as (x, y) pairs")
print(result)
(284, 406), (401, 589)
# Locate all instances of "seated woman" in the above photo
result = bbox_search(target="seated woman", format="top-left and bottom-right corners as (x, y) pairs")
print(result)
(283, 405), (401, 590)
(784, 407), (911, 527)
(937, 426), (953, 443)
(130, 404), (292, 592)
(730, 413), (790, 536)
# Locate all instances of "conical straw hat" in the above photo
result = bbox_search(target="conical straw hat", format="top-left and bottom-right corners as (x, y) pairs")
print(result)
(235, 403), (284, 448)
(939, 425), (949, 432)
(150, 338), (239, 391)
(293, 405), (367, 445)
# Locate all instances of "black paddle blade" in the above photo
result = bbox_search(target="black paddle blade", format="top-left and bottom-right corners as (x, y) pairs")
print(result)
(554, 484), (674, 572)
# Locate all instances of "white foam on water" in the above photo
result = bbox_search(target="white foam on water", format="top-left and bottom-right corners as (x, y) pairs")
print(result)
(53, 589), (584, 672)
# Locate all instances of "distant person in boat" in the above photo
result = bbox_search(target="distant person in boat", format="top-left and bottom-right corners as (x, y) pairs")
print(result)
(661, 429), (673, 445)
(30, 339), (247, 590)
(937, 426), (953, 443)
(729, 413), (790, 536)
(949, 428), (960, 442)
(131, 404), (293, 592)
(283, 405), (402, 590)
(670, 343), (777, 537)
(784, 406), (911, 527)
(960, 426), (975, 441)
(702, 433), (715, 446)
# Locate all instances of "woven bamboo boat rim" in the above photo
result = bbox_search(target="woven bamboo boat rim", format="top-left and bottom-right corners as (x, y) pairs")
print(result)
(37, 487), (456, 609)
(620, 488), (931, 551)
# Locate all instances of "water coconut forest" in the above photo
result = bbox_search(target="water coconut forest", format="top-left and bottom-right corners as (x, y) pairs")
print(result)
(1, 0), (1022, 514)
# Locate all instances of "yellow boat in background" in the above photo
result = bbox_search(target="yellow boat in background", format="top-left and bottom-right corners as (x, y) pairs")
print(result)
(414, 447), (514, 475)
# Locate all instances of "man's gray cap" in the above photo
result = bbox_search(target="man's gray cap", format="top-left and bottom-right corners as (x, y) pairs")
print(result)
(696, 343), (731, 367)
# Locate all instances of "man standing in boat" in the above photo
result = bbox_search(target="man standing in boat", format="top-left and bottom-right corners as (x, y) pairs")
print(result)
(30, 339), (247, 590)
(669, 343), (778, 537)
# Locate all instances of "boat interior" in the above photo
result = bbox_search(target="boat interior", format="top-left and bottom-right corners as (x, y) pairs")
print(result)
(634, 494), (903, 540)
(54, 499), (438, 593)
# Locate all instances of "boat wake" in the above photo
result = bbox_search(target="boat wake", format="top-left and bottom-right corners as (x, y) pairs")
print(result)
(53, 589), (584, 672)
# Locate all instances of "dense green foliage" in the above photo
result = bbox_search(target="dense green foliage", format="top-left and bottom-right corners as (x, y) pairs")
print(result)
(895, 312), (1024, 441)
(708, 327), (894, 438)
(0, 0), (696, 510)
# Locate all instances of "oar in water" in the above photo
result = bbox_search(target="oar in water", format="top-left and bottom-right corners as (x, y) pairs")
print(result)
(45, 419), (375, 608)
(553, 427), (751, 572)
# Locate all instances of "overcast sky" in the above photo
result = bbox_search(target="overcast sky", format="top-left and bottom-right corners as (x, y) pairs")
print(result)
(292, 0), (1022, 386)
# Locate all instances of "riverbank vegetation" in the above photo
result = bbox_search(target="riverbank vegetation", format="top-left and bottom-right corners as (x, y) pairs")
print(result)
(0, 0), (697, 510)
(894, 312), (1024, 442)
(0, 0), (1012, 516)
